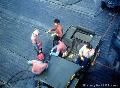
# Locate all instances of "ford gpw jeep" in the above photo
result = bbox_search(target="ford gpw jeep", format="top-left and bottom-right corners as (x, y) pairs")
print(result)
(36, 25), (101, 88)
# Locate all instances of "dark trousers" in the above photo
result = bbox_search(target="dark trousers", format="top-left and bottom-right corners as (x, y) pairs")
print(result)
(75, 57), (82, 65)
(53, 35), (61, 46)
(75, 56), (89, 66)
(33, 44), (42, 55)
(59, 52), (63, 57)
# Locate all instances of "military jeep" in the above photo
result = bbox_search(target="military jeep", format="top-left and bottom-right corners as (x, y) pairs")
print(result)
(62, 25), (101, 65)
(36, 25), (101, 88)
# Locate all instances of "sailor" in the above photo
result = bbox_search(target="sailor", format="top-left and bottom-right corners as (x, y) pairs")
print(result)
(75, 42), (95, 67)
(47, 19), (63, 46)
(50, 40), (68, 57)
(31, 29), (42, 55)
(28, 60), (48, 74)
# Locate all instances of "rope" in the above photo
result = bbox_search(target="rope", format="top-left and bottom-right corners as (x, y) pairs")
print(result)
(101, 13), (118, 39)
(96, 61), (114, 70)
(96, 12), (118, 70)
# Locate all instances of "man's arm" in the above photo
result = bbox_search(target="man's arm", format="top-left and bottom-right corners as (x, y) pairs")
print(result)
(88, 49), (95, 58)
(79, 51), (84, 61)
(51, 28), (56, 31)
(47, 28), (56, 33)
(79, 45), (86, 61)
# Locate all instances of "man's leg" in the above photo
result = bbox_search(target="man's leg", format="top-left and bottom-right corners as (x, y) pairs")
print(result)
(33, 44), (39, 55)
(75, 57), (81, 65)
(58, 52), (63, 57)
(81, 57), (89, 67)
(50, 46), (57, 55)
(34, 80), (38, 88)
(53, 35), (60, 46)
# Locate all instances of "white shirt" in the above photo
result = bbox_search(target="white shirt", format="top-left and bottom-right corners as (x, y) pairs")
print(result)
(79, 45), (95, 58)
